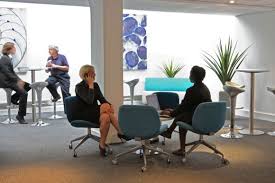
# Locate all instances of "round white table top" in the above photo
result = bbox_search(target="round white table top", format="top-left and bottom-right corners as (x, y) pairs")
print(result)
(237, 69), (269, 73)
(28, 68), (45, 71)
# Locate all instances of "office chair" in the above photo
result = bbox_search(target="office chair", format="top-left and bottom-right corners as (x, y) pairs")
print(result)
(176, 102), (229, 165)
(112, 105), (171, 172)
(65, 96), (112, 157)
(154, 92), (179, 144)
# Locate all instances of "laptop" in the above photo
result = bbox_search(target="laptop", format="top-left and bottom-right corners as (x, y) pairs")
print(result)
(146, 94), (170, 118)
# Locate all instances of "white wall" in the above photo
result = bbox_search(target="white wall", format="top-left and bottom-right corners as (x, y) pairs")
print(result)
(123, 10), (237, 102)
(235, 11), (275, 122)
(0, 2), (91, 103)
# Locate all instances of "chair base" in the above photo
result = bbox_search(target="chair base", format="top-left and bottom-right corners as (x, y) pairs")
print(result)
(267, 131), (275, 136)
(32, 120), (50, 127)
(112, 141), (171, 172)
(69, 128), (112, 157)
(239, 129), (265, 136)
(182, 136), (229, 165)
(48, 114), (63, 120)
(1, 118), (17, 124)
(220, 131), (243, 139)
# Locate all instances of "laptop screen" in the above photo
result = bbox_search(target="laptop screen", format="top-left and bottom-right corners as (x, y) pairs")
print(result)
(146, 94), (160, 111)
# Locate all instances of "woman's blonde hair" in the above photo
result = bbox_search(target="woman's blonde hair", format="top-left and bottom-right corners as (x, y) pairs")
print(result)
(2, 42), (15, 55)
(79, 65), (94, 80)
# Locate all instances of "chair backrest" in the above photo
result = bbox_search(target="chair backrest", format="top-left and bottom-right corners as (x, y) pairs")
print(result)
(119, 105), (161, 139)
(192, 102), (226, 134)
(154, 92), (179, 110)
(65, 96), (97, 123)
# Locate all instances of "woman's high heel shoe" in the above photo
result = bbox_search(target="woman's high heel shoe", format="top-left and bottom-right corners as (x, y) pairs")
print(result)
(99, 145), (108, 157)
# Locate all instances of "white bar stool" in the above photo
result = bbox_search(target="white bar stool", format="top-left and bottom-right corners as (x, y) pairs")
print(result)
(48, 82), (63, 120)
(125, 79), (139, 105)
(30, 82), (49, 127)
(1, 88), (17, 124)
(221, 82), (245, 139)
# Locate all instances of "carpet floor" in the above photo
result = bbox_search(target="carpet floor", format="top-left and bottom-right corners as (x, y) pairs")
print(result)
(0, 113), (274, 183)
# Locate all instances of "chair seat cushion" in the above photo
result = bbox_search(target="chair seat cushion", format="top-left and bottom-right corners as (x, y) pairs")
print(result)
(177, 121), (208, 135)
(71, 120), (100, 128)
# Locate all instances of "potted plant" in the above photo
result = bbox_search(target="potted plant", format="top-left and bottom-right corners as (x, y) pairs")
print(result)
(160, 59), (184, 78)
(203, 37), (250, 85)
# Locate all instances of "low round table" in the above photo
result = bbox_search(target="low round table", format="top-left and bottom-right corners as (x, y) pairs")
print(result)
(237, 69), (269, 136)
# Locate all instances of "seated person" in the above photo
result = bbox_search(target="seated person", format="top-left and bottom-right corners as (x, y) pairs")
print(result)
(75, 65), (120, 157)
(161, 66), (212, 155)
(46, 45), (71, 103)
(0, 42), (31, 124)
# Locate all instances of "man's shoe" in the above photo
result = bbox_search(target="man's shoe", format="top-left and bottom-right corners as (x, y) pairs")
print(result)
(16, 115), (28, 124)
(160, 130), (172, 139)
(52, 95), (61, 103)
(172, 149), (184, 156)
(11, 98), (19, 105)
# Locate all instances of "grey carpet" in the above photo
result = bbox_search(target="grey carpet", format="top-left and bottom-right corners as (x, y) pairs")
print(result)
(0, 113), (274, 183)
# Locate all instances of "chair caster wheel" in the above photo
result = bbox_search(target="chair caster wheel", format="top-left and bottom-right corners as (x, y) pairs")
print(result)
(73, 153), (77, 158)
(167, 158), (171, 164)
(69, 144), (73, 150)
(222, 158), (229, 165)
(112, 159), (118, 165)
(182, 158), (187, 164)
(141, 167), (147, 172)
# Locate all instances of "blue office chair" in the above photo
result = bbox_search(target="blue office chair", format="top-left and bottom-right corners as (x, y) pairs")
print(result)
(65, 96), (112, 157)
(154, 92), (179, 110)
(154, 92), (179, 145)
(176, 102), (229, 164)
(112, 105), (171, 172)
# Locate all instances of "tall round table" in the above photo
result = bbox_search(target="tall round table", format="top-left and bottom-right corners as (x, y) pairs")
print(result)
(28, 68), (45, 122)
(237, 69), (269, 136)
(267, 87), (275, 136)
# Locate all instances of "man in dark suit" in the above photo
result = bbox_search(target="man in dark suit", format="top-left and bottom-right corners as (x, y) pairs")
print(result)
(161, 66), (212, 155)
(0, 42), (31, 124)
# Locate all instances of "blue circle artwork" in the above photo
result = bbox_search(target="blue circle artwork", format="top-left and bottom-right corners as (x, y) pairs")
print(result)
(135, 27), (146, 37)
(137, 46), (147, 60)
(125, 34), (142, 46)
(123, 17), (138, 36)
(125, 51), (139, 68)
(123, 14), (147, 70)
(138, 61), (147, 70)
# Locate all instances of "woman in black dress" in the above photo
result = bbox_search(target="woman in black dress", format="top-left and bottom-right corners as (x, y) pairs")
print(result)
(75, 65), (120, 156)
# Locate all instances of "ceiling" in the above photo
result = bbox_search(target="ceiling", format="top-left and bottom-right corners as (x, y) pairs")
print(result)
(1, 0), (275, 16)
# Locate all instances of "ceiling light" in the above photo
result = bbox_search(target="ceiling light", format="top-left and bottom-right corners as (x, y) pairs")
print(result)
(229, 0), (235, 4)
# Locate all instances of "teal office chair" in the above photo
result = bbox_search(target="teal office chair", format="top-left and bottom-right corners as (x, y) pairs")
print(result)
(65, 96), (112, 157)
(154, 92), (179, 145)
(112, 105), (171, 172)
(176, 102), (229, 164)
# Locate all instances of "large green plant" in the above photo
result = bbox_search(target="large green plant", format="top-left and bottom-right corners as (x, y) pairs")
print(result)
(160, 60), (184, 78)
(203, 38), (250, 85)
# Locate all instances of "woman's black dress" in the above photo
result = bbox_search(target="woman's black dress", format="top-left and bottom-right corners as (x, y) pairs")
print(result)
(75, 80), (108, 124)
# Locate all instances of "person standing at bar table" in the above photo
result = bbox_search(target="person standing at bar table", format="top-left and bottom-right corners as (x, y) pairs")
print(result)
(0, 42), (31, 124)
(45, 45), (71, 103)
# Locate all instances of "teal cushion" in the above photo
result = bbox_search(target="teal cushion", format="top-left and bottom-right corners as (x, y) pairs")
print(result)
(176, 121), (207, 135)
(145, 78), (193, 91)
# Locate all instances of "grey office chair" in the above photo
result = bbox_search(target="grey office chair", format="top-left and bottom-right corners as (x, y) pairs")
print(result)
(48, 82), (63, 120)
(125, 79), (139, 105)
(267, 87), (275, 136)
(1, 88), (17, 124)
(30, 82), (49, 127)
(221, 82), (245, 139)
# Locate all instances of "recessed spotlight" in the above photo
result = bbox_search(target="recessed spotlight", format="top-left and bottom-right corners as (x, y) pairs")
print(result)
(229, 0), (235, 4)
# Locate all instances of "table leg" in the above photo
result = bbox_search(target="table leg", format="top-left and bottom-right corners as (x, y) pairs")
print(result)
(31, 70), (36, 123)
(239, 73), (264, 136)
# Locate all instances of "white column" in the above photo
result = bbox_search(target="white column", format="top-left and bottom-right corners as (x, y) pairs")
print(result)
(89, 0), (123, 143)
